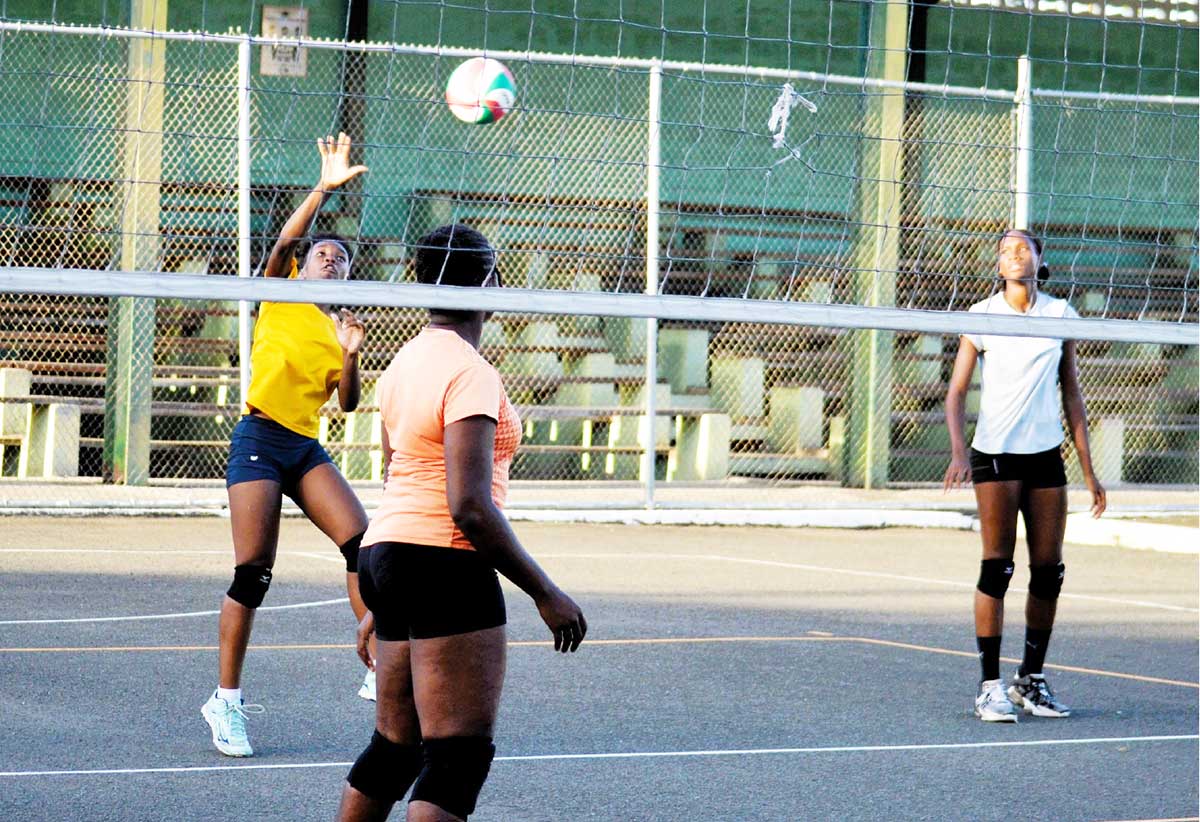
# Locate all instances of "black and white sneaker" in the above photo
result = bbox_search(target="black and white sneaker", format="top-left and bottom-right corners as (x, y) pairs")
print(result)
(1008, 673), (1070, 718)
(975, 679), (1018, 723)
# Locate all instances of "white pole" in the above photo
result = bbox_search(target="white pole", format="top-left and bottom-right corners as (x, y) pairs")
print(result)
(1014, 55), (1033, 231)
(642, 59), (662, 510)
(237, 38), (253, 404)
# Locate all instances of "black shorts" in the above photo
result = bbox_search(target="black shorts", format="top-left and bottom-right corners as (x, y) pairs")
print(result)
(969, 446), (1067, 488)
(357, 542), (507, 641)
(225, 415), (334, 499)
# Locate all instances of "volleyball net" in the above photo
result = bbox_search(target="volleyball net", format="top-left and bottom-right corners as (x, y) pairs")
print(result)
(0, 2), (1195, 504)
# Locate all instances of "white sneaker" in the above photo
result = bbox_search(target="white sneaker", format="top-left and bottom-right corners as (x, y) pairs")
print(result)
(975, 679), (1018, 723)
(201, 691), (263, 757)
(358, 669), (376, 702)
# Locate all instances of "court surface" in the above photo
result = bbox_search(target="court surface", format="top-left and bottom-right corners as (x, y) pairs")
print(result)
(1, 517), (1196, 821)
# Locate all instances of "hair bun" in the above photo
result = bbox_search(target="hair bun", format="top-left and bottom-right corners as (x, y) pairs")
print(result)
(1037, 264), (1051, 283)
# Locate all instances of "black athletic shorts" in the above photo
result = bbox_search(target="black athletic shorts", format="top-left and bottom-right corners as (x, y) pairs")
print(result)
(357, 542), (507, 641)
(969, 446), (1067, 488)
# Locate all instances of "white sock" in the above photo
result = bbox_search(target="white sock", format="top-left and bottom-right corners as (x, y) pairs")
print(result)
(216, 687), (242, 704)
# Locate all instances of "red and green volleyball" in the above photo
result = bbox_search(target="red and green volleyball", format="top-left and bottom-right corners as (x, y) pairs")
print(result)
(445, 57), (517, 124)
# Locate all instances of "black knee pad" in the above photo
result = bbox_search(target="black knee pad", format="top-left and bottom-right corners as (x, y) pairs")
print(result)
(410, 736), (496, 819)
(1028, 562), (1066, 601)
(340, 531), (365, 573)
(347, 731), (422, 802)
(227, 564), (273, 609)
(976, 558), (1015, 600)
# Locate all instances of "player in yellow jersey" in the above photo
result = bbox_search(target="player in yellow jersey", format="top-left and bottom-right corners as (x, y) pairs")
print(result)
(202, 133), (374, 757)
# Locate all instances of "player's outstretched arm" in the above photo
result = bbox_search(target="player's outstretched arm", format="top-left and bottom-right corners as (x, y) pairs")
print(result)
(263, 132), (368, 278)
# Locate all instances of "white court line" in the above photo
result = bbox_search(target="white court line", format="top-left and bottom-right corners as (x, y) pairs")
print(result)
(291, 551), (345, 565)
(0, 598), (349, 626)
(1, 734), (1194, 778)
(0, 547), (340, 561)
(0, 549), (347, 625)
(0, 548), (229, 555)
(1, 550), (1192, 626)
(542, 552), (1200, 614)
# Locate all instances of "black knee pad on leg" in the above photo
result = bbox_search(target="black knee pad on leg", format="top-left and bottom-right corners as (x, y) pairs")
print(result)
(1028, 562), (1065, 601)
(227, 564), (272, 609)
(347, 731), (422, 802)
(976, 558), (1015, 599)
(410, 736), (496, 819)
(339, 531), (365, 573)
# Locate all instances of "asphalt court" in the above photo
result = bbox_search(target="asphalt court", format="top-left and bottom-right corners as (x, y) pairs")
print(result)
(0, 518), (1196, 821)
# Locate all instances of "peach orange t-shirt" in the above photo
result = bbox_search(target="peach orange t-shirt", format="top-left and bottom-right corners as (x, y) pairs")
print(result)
(363, 328), (521, 551)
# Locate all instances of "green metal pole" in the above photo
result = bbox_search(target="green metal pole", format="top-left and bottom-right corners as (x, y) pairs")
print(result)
(847, 0), (908, 489)
(103, 0), (165, 485)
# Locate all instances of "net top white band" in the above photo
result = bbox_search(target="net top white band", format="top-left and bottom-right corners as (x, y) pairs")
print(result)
(2, 268), (1194, 346)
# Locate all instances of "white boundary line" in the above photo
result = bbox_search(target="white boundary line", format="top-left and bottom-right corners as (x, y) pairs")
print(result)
(0, 548), (341, 559)
(0, 547), (350, 624)
(0, 598), (349, 626)
(1, 734), (1194, 778)
(0, 548), (228, 555)
(3, 507), (1195, 555)
(539, 551), (1200, 614)
(0, 549), (1192, 624)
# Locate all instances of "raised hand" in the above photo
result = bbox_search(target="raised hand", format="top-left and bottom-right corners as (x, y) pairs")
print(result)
(317, 132), (368, 191)
(333, 308), (366, 355)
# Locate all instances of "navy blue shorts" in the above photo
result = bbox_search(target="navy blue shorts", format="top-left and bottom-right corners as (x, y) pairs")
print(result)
(225, 414), (334, 499)
(969, 446), (1067, 489)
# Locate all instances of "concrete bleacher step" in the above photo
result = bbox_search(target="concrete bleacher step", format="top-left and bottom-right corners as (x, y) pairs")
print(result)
(730, 422), (767, 442)
(612, 363), (647, 379)
(729, 451), (830, 477)
(668, 390), (713, 410)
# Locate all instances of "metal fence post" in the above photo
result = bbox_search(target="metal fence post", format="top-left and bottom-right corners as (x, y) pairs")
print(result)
(103, 12), (166, 485)
(847, 0), (907, 489)
(238, 38), (253, 405)
(1013, 54), (1033, 230)
(643, 59), (663, 509)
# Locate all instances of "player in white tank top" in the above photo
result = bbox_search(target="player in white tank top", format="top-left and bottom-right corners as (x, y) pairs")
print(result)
(944, 230), (1107, 723)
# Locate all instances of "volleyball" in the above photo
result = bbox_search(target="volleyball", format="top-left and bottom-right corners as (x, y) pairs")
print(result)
(445, 57), (517, 124)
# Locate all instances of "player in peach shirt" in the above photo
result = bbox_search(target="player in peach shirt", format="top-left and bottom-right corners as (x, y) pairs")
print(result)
(337, 224), (586, 822)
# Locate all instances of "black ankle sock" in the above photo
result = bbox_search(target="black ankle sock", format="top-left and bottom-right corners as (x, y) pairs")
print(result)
(976, 635), (1002, 682)
(1019, 627), (1052, 677)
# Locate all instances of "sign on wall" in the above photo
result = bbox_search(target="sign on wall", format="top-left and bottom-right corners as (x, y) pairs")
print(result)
(261, 6), (308, 77)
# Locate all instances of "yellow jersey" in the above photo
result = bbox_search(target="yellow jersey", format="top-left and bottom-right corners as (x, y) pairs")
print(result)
(244, 297), (344, 439)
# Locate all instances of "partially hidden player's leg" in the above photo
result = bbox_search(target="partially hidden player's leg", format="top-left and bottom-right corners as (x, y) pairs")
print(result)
(1019, 484), (1067, 635)
(292, 463), (375, 672)
(292, 463), (370, 620)
(222, 478), (283, 689)
(408, 626), (507, 822)
(337, 638), (422, 821)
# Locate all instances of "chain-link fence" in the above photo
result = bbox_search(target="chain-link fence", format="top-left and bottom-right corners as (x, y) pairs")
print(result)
(0, 24), (1196, 500)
